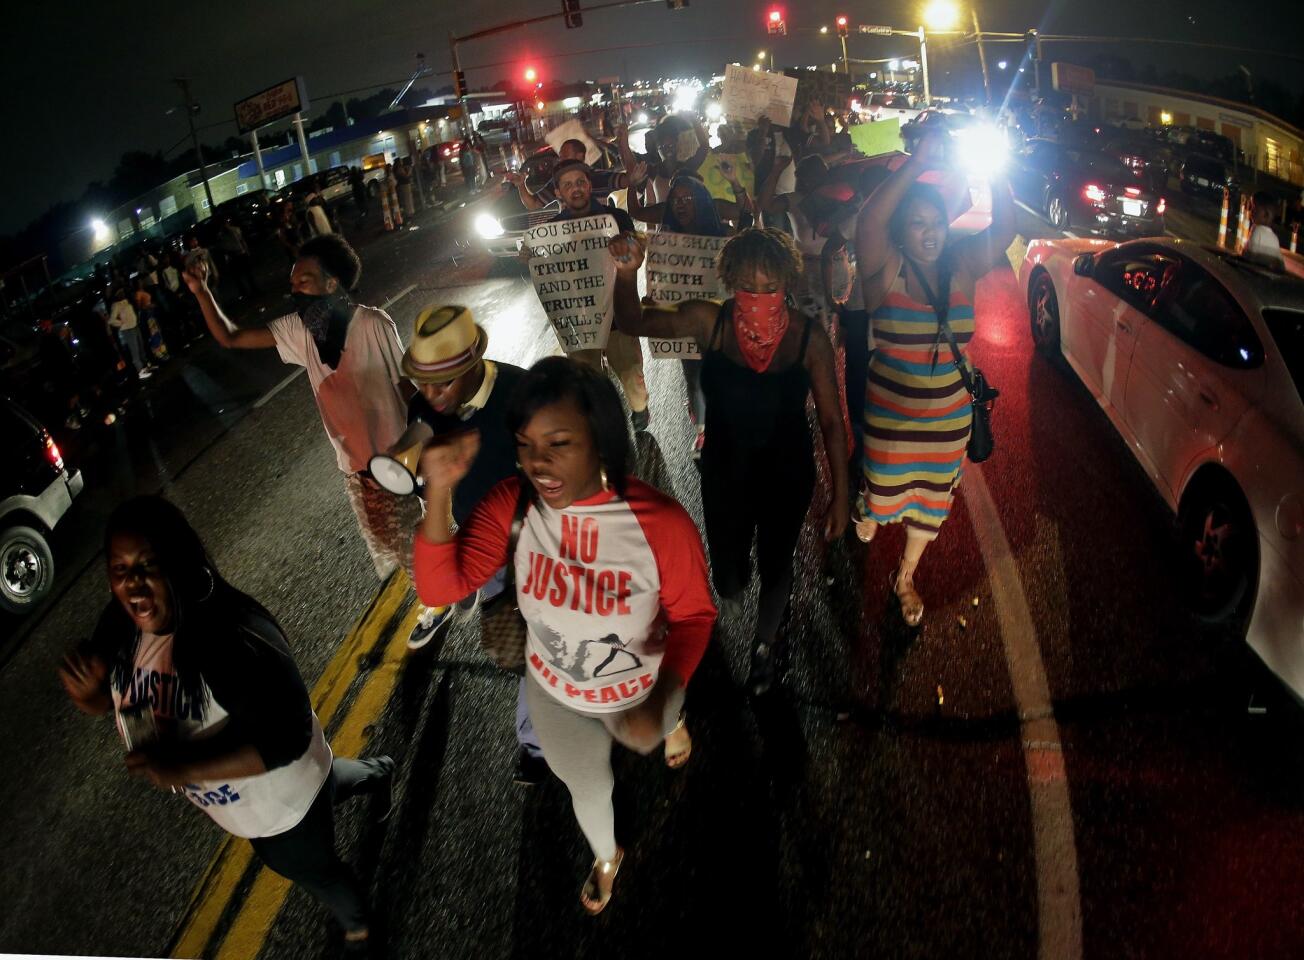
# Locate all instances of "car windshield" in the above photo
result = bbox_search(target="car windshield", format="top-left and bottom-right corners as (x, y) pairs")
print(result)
(1262, 309), (1304, 405)
(1067, 151), (1130, 181)
(1185, 157), (1223, 177)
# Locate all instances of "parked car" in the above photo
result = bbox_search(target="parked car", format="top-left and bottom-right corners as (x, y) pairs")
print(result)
(1020, 237), (1304, 702)
(1178, 154), (1236, 201)
(1011, 139), (1166, 235)
(1102, 135), (1173, 193)
(1187, 129), (1236, 165)
(212, 190), (277, 243)
(0, 397), (84, 613)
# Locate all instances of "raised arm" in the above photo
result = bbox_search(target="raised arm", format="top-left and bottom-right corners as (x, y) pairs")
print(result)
(854, 133), (944, 281)
(686, 116), (711, 171)
(609, 234), (716, 343)
(954, 170), (1016, 278)
(505, 170), (543, 211)
(625, 161), (665, 225)
(182, 262), (275, 349)
(756, 153), (793, 220)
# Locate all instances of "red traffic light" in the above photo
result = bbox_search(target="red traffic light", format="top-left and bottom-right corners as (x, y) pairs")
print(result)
(768, 8), (782, 21)
(835, 15), (847, 24)
(523, 66), (538, 82)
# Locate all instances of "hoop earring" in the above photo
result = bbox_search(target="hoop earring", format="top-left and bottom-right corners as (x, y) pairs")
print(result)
(599, 466), (610, 492)
(199, 567), (215, 602)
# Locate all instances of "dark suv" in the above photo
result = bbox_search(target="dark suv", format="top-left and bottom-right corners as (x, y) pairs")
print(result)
(1178, 154), (1236, 201)
(0, 397), (83, 613)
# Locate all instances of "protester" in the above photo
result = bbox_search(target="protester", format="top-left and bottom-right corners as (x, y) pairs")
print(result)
(852, 132), (1014, 626)
(182, 233), (447, 649)
(216, 217), (260, 299)
(547, 159), (651, 432)
(58, 495), (393, 957)
(610, 227), (849, 694)
(184, 234), (220, 294)
(303, 180), (334, 237)
(349, 166), (368, 218)
(397, 304), (547, 782)
(412, 356), (714, 914)
(458, 140), (478, 192)
(108, 287), (151, 379)
(132, 276), (169, 363)
(395, 160), (415, 219)
(1247, 190), (1285, 268)
(505, 138), (587, 211)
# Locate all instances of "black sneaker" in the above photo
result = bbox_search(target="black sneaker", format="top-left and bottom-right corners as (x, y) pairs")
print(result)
(513, 747), (549, 787)
(630, 408), (651, 432)
(407, 606), (452, 651)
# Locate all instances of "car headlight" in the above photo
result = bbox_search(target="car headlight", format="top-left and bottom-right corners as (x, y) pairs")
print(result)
(951, 122), (1009, 178)
(475, 214), (505, 239)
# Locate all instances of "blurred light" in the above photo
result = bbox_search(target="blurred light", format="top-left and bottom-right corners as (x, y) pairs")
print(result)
(1160, 111), (1173, 124)
(1018, 67), (1025, 73)
(90, 217), (108, 237)
(705, 101), (723, 120)
(997, 60), (1008, 70)
(923, 1), (959, 30)
(869, 72), (877, 79)
(753, 64), (762, 72)
(820, 25), (828, 34)
(475, 214), (504, 239)
(673, 86), (698, 112)
(1156, 197), (1167, 215)
(637, 112), (649, 123)
(769, 9), (782, 22)
(563, 96), (582, 108)
(951, 122), (1009, 178)
(836, 15), (847, 26)
(850, 100), (861, 111)
(1083, 183), (1107, 204)
(536, 100), (545, 109)
(757, 50), (767, 59)
(523, 67), (538, 82)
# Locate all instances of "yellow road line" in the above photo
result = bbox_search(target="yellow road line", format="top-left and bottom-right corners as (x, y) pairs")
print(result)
(213, 595), (425, 960)
(168, 573), (412, 959)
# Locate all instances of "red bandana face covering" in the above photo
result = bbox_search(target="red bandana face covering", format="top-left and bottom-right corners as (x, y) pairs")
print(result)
(732, 289), (789, 372)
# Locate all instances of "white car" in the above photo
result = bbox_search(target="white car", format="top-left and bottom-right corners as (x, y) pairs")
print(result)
(1019, 237), (1304, 701)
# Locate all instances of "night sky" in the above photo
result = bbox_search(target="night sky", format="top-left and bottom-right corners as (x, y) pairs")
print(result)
(2, 0), (1301, 234)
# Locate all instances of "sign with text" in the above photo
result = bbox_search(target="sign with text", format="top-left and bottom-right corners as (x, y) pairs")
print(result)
(644, 232), (726, 360)
(1051, 63), (1096, 97)
(234, 77), (309, 134)
(859, 24), (893, 35)
(721, 65), (798, 127)
(524, 215), (620, 353)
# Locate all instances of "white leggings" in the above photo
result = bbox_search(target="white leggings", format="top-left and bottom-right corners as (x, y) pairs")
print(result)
(524, 673), (684, 862)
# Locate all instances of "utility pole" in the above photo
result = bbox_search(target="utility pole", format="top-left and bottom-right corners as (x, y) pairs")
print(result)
(449, 32), (471, 140)
(1032, 29), (1042, 99)
(971, 8), (991, 105)
(173, 77), (215, 213)
(918, 27), (931, 104)
(840, 34), (849, 76)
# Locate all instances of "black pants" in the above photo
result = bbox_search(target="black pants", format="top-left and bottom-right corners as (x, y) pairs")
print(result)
(839, 307), (871, 491)
(249, 756), (385, 934)
(702, 447), (815, 644)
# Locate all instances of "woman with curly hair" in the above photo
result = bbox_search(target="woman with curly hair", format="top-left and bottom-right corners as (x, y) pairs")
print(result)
(610, 227), (848, 694)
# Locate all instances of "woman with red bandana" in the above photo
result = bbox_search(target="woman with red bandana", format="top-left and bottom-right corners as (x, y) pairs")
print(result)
(610, 228), (848, 694)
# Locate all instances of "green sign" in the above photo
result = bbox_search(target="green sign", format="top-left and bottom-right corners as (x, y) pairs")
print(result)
(849, 118), (904, 157)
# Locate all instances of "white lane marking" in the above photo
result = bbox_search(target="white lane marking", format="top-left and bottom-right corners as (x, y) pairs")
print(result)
(962, 464), (1084, 960)
(382, 283), (417, 308)
(254, 286), (417, 410)
(254, 368), (304, 409)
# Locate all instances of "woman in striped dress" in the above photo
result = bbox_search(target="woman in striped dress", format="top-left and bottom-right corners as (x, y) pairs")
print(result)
(852, 133), (1014, 625)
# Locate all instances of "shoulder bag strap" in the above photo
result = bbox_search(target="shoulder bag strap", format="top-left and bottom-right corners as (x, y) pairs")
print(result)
(905, 257), (978, 399)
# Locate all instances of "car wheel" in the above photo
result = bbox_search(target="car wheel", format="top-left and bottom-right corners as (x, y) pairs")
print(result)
(1028, 272), (1061, 355)
(1047, 195), (1070, 230)
(0, 524), (55, 614)
(1177, 477), (1258, 626)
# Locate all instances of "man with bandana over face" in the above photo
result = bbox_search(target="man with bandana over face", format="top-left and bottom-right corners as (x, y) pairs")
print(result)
(182, 234), (451, 650)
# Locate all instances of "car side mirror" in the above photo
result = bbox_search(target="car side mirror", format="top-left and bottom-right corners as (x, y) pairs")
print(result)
(1073, 253), (1095, 277)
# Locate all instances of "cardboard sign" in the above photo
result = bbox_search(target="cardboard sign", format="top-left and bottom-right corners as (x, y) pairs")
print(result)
(644, 232), (727, 360)
(524, 215), (620, 353)
(721, 65), (798, 127)
(848, 118), (904, 158)
(699, 152), (755, 202)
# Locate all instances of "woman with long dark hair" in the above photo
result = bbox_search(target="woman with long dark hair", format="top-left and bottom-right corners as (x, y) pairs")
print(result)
(412, 357), (715, 915)
(58, 496), (393, 955)
(609, 227), (849, 695)
(851, 133), (1014, 625)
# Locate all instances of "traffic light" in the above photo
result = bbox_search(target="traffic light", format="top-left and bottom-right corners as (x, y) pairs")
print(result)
(836, 15), (848, 37)
(523, 66), (538, 84)
(766, 7), (786, 35)
(453, 70), (467, 97)
(562, 0), (582, 28)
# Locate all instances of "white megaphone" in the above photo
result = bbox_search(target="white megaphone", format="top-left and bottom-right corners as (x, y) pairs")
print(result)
(368, 420), (435, 496)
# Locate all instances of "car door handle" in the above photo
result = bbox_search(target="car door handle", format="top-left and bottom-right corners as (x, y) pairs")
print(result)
(1197, 389), (1219, 410)
(1116, 319), (1132, 334)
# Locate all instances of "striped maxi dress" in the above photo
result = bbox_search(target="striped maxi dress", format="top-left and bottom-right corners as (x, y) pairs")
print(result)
(860, 263), (974, 541)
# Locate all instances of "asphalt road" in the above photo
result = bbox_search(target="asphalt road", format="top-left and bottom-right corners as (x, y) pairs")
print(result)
(1, 185), (1302, 960)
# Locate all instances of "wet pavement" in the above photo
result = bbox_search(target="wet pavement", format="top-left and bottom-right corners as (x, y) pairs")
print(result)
(1, 189), (1302, 960)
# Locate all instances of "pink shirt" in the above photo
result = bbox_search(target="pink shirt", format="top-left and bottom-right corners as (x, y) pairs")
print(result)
(268, 306), (407, 474)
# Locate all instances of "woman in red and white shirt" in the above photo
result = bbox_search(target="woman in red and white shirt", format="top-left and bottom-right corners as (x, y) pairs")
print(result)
(414, 356), (716, 915)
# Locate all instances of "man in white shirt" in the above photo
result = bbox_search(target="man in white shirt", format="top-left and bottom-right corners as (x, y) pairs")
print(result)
(1247, 190), (1285, 268)
(182, 233), (450, 649)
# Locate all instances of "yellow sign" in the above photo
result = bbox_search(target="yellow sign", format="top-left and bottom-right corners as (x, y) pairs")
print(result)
(699, 152), (756, 202)
(849, 118), (904, 158)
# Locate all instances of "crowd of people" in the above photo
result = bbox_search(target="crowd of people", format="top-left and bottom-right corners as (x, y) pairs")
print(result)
(55, 84), (1016, 954)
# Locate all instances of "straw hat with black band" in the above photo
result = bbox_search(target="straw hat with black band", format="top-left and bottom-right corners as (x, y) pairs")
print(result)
(402, 304), (488, 383)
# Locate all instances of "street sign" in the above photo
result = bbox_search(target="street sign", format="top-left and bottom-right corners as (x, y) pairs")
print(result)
(1051, 62), (1095, 97)
(859, 24), (893, 35)
(233, 77), (309, 134)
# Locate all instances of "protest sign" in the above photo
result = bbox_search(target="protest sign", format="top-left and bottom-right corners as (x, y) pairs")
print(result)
(721, 65), (798, 127)
(524, 214), (620, 353)
(699, 152), (755, 202)
(644, 231), (727, 360)
(545, 119), (602, 166)
(849, 118), (904, 157)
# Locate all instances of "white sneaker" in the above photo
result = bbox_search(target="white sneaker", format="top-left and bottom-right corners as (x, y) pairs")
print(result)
(138, 368), (154, 380)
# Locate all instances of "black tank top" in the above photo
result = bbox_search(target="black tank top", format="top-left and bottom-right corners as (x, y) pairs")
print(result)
(700, 300), (814, 455)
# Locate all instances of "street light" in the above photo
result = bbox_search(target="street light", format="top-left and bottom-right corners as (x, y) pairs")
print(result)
(997, 60), (1008, 70)
(820, 25), (828, 34)
(922, 1), (959, 30)
(757, 49), (774, 70)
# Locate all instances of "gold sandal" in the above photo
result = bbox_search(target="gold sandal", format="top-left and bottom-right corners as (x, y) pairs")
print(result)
(580, 846), (625, 916)
(664, 714), (692, 770)
(891, 567), (925, 627)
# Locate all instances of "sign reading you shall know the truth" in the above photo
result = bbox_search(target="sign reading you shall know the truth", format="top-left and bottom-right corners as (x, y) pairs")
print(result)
(645, 232), (727, 360)
(524, 214), (621, 353)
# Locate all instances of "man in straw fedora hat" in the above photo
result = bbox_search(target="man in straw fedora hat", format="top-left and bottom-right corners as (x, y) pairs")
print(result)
(398, 304), (549, 785)
(182, 233), (444, 650)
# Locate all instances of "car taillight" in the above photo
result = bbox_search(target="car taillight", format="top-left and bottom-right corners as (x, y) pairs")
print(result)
(45, 435), (63, 472)
(1156, 197), (1166, 215)
(1125, 186), (1141, 196)
(1083, 183), (1107, 204)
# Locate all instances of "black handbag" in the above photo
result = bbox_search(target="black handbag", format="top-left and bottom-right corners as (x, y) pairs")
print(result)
(906, 260), (999, 464)
(477, 484), (531, 672)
